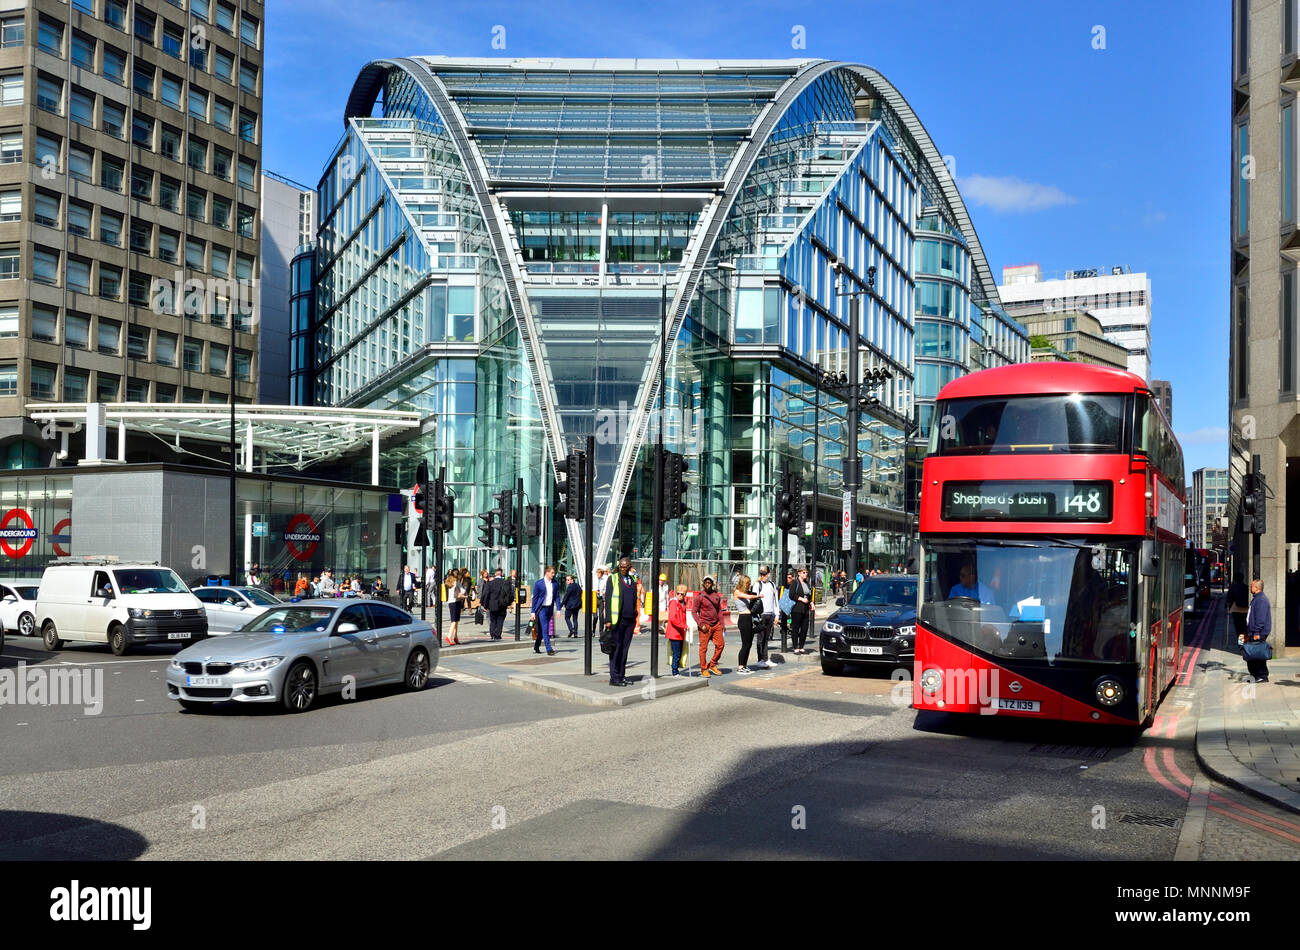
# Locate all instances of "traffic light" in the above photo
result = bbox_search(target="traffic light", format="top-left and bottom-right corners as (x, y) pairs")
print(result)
(524, 504), (542, 538)
(776, 471), (796, 533)
(413, 459), (431, 548)
(477, 509), (496, 547)
(790, 474), (805, 534)
(394, 521), (406, 548)
(496, 489), (517, 547)
(555, 450), (586, 521)
(661, 450), (688, 521)
(432, 477), (455, 533)
(1242, 472), (1267, 535)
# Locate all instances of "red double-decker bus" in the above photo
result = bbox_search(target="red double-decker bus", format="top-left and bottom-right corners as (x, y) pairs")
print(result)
(913, 363), (1186, 727)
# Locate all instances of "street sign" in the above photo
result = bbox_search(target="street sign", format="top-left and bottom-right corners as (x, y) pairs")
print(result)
(252, 521), (268, 538)
(841, 492), (852, 551)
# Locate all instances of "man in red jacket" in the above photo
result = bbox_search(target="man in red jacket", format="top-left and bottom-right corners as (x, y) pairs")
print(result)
(693, 575), (725, 678)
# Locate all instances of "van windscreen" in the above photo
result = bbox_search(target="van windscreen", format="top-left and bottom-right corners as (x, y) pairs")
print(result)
(113, 569), (188, 594)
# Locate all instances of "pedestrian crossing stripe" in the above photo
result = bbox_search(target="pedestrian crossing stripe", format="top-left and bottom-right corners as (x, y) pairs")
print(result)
(434, 666), (491, 685)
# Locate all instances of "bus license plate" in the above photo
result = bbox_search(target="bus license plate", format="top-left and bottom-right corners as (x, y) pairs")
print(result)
(996, 697), (1040, 712)
(187, 676), (221, 687)
(168, 631), (191, 640)
(850, 645), (884, 655)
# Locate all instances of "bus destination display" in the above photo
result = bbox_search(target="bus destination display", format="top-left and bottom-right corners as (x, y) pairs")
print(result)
(941, 480), (1113, 522)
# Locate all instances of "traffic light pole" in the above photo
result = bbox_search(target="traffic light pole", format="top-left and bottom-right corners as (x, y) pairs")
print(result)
(650, 281), (666, 680)
(780, 461), (789, 654)
(435, 466), (444, 639)
(584, 434), (595, 677)
(846, 291), (861, 584)
(514, 476), (523, 642)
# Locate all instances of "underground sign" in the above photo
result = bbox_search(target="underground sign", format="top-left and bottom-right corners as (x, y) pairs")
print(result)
(0, 508), (38, 559)
(285, 513), (322, 562)
(51, 517), (71, 557)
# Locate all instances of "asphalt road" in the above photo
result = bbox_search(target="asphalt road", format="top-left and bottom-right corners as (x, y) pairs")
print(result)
(0, 628), (1295, 861)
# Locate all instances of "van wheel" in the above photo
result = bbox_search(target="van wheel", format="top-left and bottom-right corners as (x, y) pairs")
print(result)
(41, 621), (63, 651)
(109, 624), (130, 656)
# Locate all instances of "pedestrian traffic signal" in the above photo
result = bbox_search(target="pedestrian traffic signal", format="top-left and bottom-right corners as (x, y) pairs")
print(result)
(524, 503), (542, 538)
(776, 470), (801, 533)
(432, 478), (455, 533)
(661, 450), (688, 521)
(477, 509), (496, 547)
(1242, 472), (1267, 535)
(555, 450), (586, 521)
(496, 489), (517, 547)
(413, 459), (431, 548)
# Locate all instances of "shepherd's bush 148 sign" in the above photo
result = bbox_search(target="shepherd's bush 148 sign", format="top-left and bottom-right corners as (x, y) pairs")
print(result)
(941, 481), (1113, 522)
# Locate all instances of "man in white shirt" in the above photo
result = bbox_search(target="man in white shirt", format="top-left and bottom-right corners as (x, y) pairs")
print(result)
(319, 569), (336, 597)
(530, 565), (558, 655)
(400, 565), (416, 610)
(753, 565), (778, 668)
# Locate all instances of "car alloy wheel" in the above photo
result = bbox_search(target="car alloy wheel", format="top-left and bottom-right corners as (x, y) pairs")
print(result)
(18, 612), (34, 637)
(405, 648), (430, 691)
(282, 660), (316, 713)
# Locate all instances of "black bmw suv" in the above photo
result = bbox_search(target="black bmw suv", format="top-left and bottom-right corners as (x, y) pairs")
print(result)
(819, 574), (918, 675)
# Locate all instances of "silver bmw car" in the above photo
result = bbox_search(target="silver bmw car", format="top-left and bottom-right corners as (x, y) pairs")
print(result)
(165, 598), (438, 713)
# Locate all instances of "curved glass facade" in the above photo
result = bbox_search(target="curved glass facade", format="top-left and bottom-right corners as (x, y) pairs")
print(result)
(300, 58), (1028, 579)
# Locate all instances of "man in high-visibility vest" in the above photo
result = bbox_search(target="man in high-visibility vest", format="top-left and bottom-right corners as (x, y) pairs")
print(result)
(600, 556), (641, 687)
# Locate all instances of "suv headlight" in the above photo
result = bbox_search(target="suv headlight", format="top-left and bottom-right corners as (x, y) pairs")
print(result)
(896, 625), (915, 638)
(235, 656), (284, 673)
(128, 607), (154, 619)
(822, 620), (843, 634)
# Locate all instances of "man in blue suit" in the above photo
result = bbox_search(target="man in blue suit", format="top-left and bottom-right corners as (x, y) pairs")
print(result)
(1244, 578), (1272, 682)
(531, 564), (558, 656)
(561, 574), (582, 638)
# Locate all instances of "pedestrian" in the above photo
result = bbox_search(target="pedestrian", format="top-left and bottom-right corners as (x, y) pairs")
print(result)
(778, 567), (794, 646)
(400, 565), (416, 610)
(790, 566), (813, 654)
(752, 565), (777, 669)
(562, 573), (582, 637)
(483, 567), (509, 640)
(319, 569), (336, 597)
(350, 575), (363, 596)
(1227, 572), (1249, 643)
(444, 570), (464, 646)
(294, 572), (309, 598)
(666, 583), (688, 675)
(247, 563), (261, 587)
(1242, 578), (1272, 683)
(693, 574), (726, 678)
(658, 573), (670, 619)
(372, 575), (387, 602)
(531, 564), (559, 656)
(425, 564), (438, 607)
(309, 574), (321, 597)
(601, 557), (641, 686)
(733, 574), (762, 674)
(595, 566), (610, 613)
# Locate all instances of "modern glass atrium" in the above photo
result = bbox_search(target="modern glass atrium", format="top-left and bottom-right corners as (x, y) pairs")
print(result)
(300, 58), (1029, 579)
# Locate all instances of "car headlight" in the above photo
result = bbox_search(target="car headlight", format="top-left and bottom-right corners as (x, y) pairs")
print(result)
(235, 656), (284, 673)
(129, 607), (154, 619)
(822, 620), (843, 633)
(169, 659), (184, 671)
(896, 625), (915, 638)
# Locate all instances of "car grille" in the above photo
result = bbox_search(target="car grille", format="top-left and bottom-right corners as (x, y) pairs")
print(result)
(182, 662), (203, 675)
(182, 661), (234, 675)
(842, 625), (898, 641)
(183, 687), (231, 698)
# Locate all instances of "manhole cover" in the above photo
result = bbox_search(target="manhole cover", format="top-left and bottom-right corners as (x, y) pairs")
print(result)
(1027, 743), (1111, 761)
(1118, 813), (1181, 829)
(503, 657), (563, 667)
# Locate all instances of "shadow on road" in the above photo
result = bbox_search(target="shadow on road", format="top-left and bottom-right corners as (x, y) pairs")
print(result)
(0, 810), (148, 860)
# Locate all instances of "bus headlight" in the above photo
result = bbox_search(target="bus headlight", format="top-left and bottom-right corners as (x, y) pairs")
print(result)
(920, 668), (943, 696)
(1094, 677), (1124, 707)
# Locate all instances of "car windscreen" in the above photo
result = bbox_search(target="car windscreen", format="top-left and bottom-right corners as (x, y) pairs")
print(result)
(849, 580), (917, 607)
(242, 606), (336, 634)
(243, 588), (280, 606)
(113, 569), (189, 594)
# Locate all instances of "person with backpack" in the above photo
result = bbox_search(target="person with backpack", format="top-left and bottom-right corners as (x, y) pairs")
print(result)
(665, 584), (689, 675)
(734, 574), (763, 674)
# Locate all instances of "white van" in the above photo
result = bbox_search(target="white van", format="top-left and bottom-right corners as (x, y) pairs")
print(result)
(37, 558), (209, 655)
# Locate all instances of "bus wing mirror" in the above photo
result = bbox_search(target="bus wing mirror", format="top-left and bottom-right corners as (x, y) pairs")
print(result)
(1140, 540), (1160, 577)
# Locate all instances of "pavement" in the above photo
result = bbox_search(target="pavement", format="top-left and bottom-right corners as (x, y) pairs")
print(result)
(1193, 591), (1300, 815)
(427, 601), (838, 707)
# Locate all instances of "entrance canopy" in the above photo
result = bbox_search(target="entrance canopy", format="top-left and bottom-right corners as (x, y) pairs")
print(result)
(25, 403), (423, 482)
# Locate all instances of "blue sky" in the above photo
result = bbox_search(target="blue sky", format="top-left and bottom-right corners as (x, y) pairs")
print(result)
(265, 0), (1227, 476)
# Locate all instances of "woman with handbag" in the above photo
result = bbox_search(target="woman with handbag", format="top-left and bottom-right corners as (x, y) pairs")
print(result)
(734, 574), (762, 673)
(444, 570), (465, 646)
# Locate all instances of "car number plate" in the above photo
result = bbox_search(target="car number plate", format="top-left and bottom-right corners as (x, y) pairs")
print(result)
(167, 631), (191, 640)
(996, 697), (1040, 712)
(186, 676), (221, 687)
(850, 645), (884, 655)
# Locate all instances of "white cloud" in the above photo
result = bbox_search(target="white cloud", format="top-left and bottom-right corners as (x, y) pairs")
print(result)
(958, 175), (1078, 213)
(1177, 426), (1228, 445)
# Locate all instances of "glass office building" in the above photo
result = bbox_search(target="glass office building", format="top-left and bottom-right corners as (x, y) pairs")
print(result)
(302, 58), (1028, 579)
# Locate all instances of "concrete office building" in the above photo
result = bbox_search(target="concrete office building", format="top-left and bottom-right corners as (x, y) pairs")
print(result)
(1151, 378), (1173, 425)
(1018, 307), (1130, 371)
(999, 263), (1153, 381)
(0, 0), (264, 467)
(299, 57), (1029, 579)
(258, 171), (312, 405)
(1229, 0), (1300, 613)
(1190, 466), (1229, 551)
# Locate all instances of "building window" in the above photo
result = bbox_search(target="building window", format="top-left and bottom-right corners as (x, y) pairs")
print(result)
(234, 349), (250, 380)
(0, 132), (19, 164)
(31, 364), (58, 400)
(210, 294), (227, 326)
(190, 41), (206, 71)
(236, 204), (255, 237)
(214, 49), (233, 83)
(238, 62), (257, 94)
(156, 331), (177, 366)
(134, 8), (155, 43)
(96, 372), (119, 402)
(0, 189), (21, 223)
(187, 187), (206, 222)
(128, 324), (149, 359)
(1236, 121), (1249, 240)
(126, 378), (149, 402)
(66, 200), (91, 237)
(132, 115), (154, 148)
(209, 343), (227, 376)
(1236, 0), (1249, 79)
(127, 271), (151, 306)
(1284, 270), (1295, 393)
(68, 144), (92, 182)
(37, 75), (63, 114)
(104, 0), (126, 30)
(0, 305), (16, 337)
(130, 167), (153, 200)
(0, 15), (23, 48)
(1236, 283), (1249, 400)
(1287, 102), (1297, 227)
(0, 247), (18, 280)
(215, 2), (234, 33)
(0, 362), (16, 397)
(239, 12), (258, 47)
(161, 124), (181, 161)
(183, 339), (202, 372)
(69, 88), (94, 127)
(192, 0), (210, 20)
(158, 229), (179, 263)
(33, 247), (59, 285)
(97, 318), (120, 354)
(129, 219), (152, 254)
(159, 176), (180, 211)
(160, 73), (181, 109)
(62, 368), (87, 402)
(37, 16), (64, 56)
(0, 74), (22, 107)
(135, 62), (156, 97)
(210, 196), (230, 229)
(185, 238), (205, 271)
(98, 264), (121, 299)
(238, 109), (257, 144)
(187, 86), (207, 121)
(237, 157), (256, 189)
(155, 382), (176, 402)
(213, 97), (232, 132)
(103, 45), (126, 83)
(212, 146), (232, 181)
(66, 313), (90, 349)
(102, 100), (125, 138)
(101, 155), (124, 191)
(66, 256), (91, 293)
(210, 245), (229, 278)
(162, 21), (184, 58)
(31, 305), (57, 342)
(183, 387), (203, 404)
(187, 135), (206, 172)
(71, 30), (95, 69)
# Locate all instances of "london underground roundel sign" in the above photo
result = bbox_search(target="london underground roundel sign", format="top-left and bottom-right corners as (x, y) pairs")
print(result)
(51, 517), (71, 557)
(285, 513), (322, 562)
(0, 508), (38, 558)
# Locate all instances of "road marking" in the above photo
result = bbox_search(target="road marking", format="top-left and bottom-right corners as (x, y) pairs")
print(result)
(434, 666), (491, 685)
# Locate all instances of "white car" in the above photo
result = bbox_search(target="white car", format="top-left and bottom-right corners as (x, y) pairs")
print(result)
(0, 579), (41, 638)
(191, 585), (282, 633)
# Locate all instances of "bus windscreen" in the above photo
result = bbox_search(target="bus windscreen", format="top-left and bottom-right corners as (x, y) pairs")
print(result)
(931, 394), (1126, 455)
